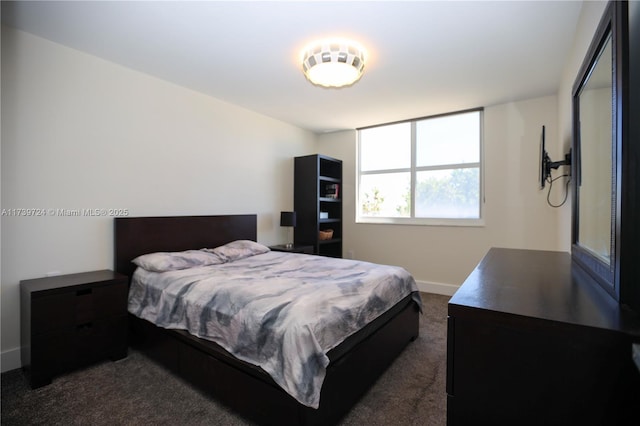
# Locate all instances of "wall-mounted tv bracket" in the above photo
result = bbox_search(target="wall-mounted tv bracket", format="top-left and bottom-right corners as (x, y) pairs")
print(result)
(543, 150), (572, 180)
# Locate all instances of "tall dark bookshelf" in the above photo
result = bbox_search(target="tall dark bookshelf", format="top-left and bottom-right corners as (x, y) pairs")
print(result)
(294, 154), (342, 257)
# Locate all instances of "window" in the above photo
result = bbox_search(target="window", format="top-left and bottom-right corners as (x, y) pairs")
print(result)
(357, 108), (483, 225)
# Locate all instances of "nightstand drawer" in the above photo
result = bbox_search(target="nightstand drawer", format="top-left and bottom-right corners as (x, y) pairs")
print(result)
(76, 281), (128, 321)
(31, 281), (128, 334)
(31, 315), (127, 376)
(31, 292), (75, 334)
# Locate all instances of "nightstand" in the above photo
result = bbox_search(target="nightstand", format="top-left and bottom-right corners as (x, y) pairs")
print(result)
(269, 244), (314, 254)
(20, 270), (128, 388)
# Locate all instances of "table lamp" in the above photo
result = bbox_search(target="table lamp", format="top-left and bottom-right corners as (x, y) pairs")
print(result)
(280, 211), (296, 248)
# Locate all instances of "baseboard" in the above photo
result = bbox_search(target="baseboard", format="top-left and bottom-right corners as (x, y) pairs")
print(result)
(416, 280), (459, 297)
(1, 347), (21, 373)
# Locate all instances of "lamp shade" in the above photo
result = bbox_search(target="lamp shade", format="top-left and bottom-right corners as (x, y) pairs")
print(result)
(280, 211), (296, 227)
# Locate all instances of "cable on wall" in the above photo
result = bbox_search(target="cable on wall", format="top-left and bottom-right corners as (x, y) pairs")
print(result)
(546, 173), (571, 208)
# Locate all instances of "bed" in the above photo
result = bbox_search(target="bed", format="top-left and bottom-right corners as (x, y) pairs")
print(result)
(114, 214), (421, 425)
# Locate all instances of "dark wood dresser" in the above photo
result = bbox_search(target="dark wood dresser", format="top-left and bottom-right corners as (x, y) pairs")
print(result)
(447, 248), (640, 425)
(20, 270), (128, 388)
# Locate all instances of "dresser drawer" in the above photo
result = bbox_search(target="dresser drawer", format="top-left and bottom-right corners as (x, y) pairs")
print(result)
(31, 280), (128, 334)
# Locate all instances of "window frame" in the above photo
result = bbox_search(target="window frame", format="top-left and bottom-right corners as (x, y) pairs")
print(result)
(356, 108), (485, 227)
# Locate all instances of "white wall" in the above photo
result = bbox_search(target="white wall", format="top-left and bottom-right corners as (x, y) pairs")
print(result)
(0, 26), (317, 371)
(319, 95), (565, 294)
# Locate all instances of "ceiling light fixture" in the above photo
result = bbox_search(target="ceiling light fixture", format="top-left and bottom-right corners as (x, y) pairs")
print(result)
(301, 38), (367, 88)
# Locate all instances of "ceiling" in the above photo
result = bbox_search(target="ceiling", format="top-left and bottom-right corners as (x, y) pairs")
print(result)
(2, 1), (583, 134)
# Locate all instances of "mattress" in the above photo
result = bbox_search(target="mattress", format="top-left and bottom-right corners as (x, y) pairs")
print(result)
(128, 249), (422, 408)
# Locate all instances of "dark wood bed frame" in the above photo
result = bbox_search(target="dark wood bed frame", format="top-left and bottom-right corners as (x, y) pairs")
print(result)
(114, 214), (420, 425)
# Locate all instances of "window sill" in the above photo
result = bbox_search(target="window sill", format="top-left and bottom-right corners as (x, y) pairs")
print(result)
(356, 217), (485, 227)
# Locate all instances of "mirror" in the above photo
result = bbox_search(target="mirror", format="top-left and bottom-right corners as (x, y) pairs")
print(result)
(576, 33), (613, 266)
(572, 1), (623, 297)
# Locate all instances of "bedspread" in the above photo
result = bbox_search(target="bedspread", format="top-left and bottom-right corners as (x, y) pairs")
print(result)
(128, 250), (422, 408)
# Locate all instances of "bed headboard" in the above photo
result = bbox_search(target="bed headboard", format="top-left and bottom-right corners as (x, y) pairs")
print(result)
(114, 214), (257, 279)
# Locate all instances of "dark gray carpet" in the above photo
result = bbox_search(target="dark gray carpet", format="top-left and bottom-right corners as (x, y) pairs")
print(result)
(1, 292), (449, 425)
